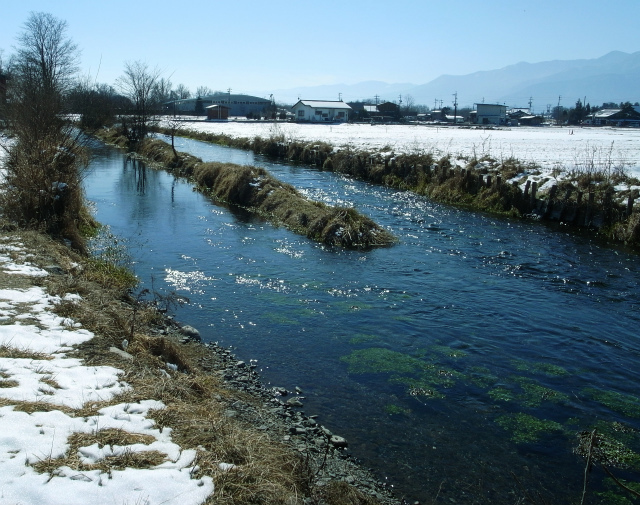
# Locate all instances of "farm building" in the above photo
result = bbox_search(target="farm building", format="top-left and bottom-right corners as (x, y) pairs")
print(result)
(474, 103), (507, 125)
(206, 104), (230, 120)
(291, 100), (352, 122)
(168, 93), (272, 117)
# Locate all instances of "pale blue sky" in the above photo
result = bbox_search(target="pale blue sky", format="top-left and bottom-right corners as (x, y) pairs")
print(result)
(1, 0), (638, 101)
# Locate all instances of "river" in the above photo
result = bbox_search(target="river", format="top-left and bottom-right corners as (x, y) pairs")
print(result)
(83, 135), (640, 504)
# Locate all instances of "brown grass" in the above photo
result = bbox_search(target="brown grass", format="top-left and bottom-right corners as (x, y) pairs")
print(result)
(192, 161), (395, 249)
(0, 344), (53, 361)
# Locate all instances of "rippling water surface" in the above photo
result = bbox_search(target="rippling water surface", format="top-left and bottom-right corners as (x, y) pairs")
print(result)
(84, 135), (640, 504)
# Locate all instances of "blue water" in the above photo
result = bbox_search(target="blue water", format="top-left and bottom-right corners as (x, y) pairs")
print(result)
(84, 135), (640, 504)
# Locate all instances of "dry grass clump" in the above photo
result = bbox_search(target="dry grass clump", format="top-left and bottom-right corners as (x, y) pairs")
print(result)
(0, 126), (91, 253)
(0, 344), (54, 361)
(149, 401), (310, 505)
(137, 137), (202, 176)
(611, 212), (640, 246)
(32, 427), (169, 477)
(128, 335), (195, 374)
(319, 481), (381, 505)
(193, 162), (395, 249)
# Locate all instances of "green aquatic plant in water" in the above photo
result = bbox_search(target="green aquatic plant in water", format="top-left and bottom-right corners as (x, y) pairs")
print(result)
(496, 413), (563, 444)
(263, 313), (300, 325)
(340, 348), (428, 374)
(488, 387), (515, 402)
(349, 334), (381, 345)
(512, 359), (570, 377)
(467, 366), (499, 388)
(576, 430), (640, 471)
(428, 344), (468, 358)
(513, 377), (569, 407)
(384, 404), (411, 415)
(585, 388), (640, 418)
(389, 376), (445, 399)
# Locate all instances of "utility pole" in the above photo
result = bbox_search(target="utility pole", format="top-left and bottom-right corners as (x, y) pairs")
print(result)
(557, 95), (562, 124)
(528, 96), (533, 113)
(374, 94), (380, 105)
(434, 98), (438, 110)
(453, 91), (458, 124)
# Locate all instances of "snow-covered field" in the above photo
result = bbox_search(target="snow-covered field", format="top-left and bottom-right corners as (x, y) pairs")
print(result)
(175, 120), (640, 179)
(0, 237), (214, 505)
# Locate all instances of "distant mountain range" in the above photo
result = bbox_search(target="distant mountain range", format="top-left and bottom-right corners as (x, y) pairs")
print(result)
(263, 51), (640, 112)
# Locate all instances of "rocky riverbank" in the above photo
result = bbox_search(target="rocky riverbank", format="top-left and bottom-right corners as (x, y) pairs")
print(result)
(150, 316), (401, 504)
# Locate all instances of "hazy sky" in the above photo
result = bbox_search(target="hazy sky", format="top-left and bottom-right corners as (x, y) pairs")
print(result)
(1, 0), (638, 101)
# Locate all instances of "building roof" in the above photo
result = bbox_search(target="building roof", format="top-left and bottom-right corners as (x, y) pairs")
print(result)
(476, 103), (507, 109)
(293, 100), (352, 110)
(363, 105), (378, 113)
(593, 108), (621, 118)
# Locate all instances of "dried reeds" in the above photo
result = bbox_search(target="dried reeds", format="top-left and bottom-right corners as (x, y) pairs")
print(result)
(192, 161), (395, 248)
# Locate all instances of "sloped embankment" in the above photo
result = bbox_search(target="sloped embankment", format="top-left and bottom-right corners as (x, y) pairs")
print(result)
(101, 132), (395, 249)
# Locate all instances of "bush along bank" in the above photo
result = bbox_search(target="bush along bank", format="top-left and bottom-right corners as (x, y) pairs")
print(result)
(94, 129), (395, 250)
(157, 126), (640, 249)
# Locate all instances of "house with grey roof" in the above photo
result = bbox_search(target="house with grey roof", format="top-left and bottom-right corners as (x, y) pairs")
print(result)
(291, 100), (352, 122)
(586, 108), (640, 126)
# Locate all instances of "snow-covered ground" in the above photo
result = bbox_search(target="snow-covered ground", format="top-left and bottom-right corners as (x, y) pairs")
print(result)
(0, 237), (214, 505)
(174, 120), (640, 179)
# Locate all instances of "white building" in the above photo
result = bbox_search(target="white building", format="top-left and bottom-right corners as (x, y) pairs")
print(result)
(291, 100), (352, 122)
(475, 103), (507, 125)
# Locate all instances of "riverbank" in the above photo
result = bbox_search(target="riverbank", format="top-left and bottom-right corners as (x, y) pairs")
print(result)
(94, 129), (395, 250)
(0, 227), (399, 505)
(154, 122), (640, 249)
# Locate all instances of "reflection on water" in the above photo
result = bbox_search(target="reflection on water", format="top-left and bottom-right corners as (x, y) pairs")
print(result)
(84, 136), (640, 504)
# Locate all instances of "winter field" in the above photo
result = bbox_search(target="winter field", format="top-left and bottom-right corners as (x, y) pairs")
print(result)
(174, 120), (640, 179)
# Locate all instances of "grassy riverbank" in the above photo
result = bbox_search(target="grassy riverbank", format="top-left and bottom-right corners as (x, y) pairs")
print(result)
(96, 129), (395, 249)
(155, 124), (640, 249)
(0, 226), (397, 505)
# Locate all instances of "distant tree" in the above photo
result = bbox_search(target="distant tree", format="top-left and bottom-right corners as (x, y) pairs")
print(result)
(152, 77), (173, 104)
(194, 96), (205, 116)
(195, 85), (213, 97)
(620, 101), (634, 113)
(401, 94), (416, 116)
(67, 79), (119, 130)
(568, 99), (586, 125)
(175, 83), (191, 99)
(116, 60), (162, 146)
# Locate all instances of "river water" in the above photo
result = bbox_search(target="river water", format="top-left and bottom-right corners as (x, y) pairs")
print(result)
(83, 135), (640, 504)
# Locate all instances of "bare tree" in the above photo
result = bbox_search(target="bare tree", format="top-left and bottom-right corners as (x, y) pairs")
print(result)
(195, 85), (213, 97)
(116, 60), (161, 146)
(175, 83), (191, 99)
(153, 76), (173, 104)
(15, 12), (78, 99)
(402, 94), (416, 116)
(2, 12), (89, 251)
